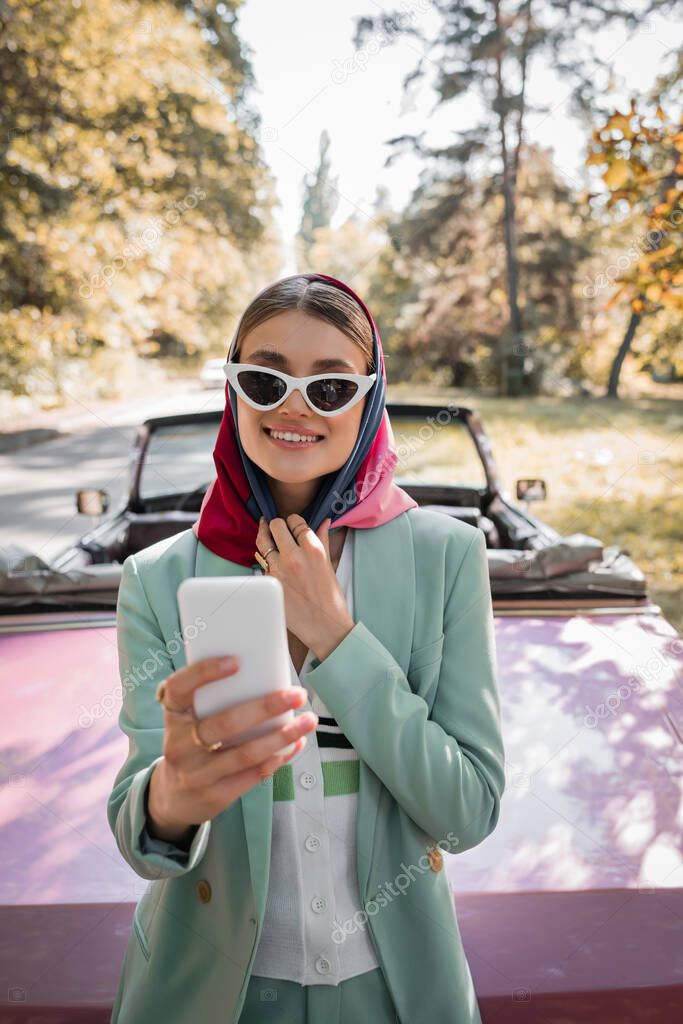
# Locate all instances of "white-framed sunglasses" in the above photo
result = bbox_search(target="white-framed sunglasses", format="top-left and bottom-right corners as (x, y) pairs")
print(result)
(223, 362), (377, 417)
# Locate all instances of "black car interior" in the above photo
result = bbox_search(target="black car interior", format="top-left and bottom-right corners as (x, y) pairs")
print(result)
(65, 404), (547, 566)
(78, 482), (534, 565)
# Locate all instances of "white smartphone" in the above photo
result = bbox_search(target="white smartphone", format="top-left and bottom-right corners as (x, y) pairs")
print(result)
(176, 575), (297, 756)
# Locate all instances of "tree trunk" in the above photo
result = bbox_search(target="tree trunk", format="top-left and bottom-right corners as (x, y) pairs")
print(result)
(494, 0), (527, 398)
(500, 173), (526, 396)
(607, 169), (675, 398)
(607, 310), (640, 398)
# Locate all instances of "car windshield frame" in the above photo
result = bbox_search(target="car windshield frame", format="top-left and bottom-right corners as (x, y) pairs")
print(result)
(130, 401), (500, 512)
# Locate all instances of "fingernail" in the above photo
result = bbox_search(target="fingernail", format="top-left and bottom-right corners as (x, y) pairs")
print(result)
(219, 656), (238, 670)
(283, 689), (304, 707)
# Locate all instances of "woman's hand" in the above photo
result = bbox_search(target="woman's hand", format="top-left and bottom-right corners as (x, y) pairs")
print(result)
(256, 513), (355, 662)
(147, 655), (318, 841)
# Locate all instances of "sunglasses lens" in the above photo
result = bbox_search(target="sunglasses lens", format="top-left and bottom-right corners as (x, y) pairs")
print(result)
(234, 368), (362, 413)
(237, 370), (286, 406)
(307, 379), (359, 412)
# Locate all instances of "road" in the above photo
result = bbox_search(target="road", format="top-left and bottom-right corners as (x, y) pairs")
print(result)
(0, 382), (225, 564)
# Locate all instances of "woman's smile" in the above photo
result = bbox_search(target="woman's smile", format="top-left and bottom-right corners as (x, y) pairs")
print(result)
(262, 425), (326, 450)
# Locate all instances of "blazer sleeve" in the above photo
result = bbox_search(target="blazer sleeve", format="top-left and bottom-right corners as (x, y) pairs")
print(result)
(303, 527), (505, 854)
(107, 555), (212, 880)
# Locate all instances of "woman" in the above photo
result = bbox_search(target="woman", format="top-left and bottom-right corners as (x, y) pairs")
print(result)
(108, 272), (506, 1024)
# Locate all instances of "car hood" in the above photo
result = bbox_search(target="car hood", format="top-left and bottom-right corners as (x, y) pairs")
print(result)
(1, 617), (147, 906)
(1, 609), (680, 905)
(451, 608), (682, 895)
(1, 608), (681, 1010)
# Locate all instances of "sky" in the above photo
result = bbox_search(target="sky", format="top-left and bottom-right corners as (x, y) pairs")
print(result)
(237, 0), (683, 273)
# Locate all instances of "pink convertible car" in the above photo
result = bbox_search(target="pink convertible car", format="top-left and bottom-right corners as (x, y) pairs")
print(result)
(1, 401), (681, 1021)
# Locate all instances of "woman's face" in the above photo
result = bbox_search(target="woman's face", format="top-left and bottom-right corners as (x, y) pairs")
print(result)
(236, 309), (370, 489)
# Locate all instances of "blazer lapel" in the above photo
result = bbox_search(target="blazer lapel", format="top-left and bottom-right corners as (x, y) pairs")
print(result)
(352, 512), (414, 901)
(191, 511), (416, 917)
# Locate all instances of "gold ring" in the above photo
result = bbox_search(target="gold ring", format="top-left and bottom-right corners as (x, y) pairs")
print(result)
(192, 719), (224, 753)
(255, 544), (277, 573)
(155, 679), (194, 717)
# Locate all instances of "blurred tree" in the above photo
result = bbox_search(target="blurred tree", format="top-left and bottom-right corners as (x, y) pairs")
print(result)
(0, 0), (281, 399)
(362, 188), (421, 386)
(586, 98), (683, 395)
(352, 0), (673, 396)
(378, 142), (592, 392)
(296, 130), (339, 268)
(296, 184), (419, 383)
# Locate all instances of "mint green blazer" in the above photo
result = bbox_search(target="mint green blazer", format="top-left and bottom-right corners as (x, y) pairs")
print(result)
(107, 507), (505, 1023)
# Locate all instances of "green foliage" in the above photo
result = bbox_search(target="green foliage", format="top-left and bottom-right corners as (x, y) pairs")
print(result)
(0, 0), (281, 399)
(352, 0), (681, 397)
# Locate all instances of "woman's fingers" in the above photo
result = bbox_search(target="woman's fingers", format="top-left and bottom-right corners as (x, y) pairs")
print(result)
(153, 656), (319, 828)
(193, 710), (318, 787)
(205, 734), (309, 808)
(167, 684), (309, 762)
(187, 685), (307, 748)
(162, 654), (241, 714)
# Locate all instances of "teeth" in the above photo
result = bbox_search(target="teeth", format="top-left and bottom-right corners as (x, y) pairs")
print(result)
(267, 428), (322, 443)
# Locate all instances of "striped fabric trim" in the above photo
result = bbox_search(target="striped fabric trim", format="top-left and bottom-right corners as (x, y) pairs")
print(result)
(317, 732), (353, 749)
(272, 759), (360, 801)
(311, 714), (353, 750)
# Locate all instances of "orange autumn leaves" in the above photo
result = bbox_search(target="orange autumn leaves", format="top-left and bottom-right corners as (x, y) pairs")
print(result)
(586, 100), (683, 315)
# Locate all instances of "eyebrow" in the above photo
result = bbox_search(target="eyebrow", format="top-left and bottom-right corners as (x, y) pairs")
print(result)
(243, 347), (358, 373)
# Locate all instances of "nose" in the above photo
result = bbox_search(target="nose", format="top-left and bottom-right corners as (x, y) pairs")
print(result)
(278, 385), (311, 416)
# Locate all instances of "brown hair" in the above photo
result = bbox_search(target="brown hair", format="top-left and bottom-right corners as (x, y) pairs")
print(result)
(228, 274), (375, 373)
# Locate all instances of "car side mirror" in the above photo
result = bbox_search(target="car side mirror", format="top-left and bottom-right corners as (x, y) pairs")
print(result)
(515, 478), (547, 502)
(76, 488), (110, 516)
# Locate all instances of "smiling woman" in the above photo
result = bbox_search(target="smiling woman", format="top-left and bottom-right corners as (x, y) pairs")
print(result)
(229, 307), (374, 522)
(108, 272), (505, 1024)
(191, 273), (415, 565)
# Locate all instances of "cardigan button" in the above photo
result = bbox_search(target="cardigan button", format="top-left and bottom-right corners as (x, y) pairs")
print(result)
(428, 848), (443, 872)
(197, 879), (212, 903)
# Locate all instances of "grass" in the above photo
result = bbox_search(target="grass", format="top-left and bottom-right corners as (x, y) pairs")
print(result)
(389, 385), (683, 634)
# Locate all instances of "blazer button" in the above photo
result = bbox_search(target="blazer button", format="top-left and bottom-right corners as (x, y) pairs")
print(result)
(197, 879), (212, 903)
(428, 848), (443, 872)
